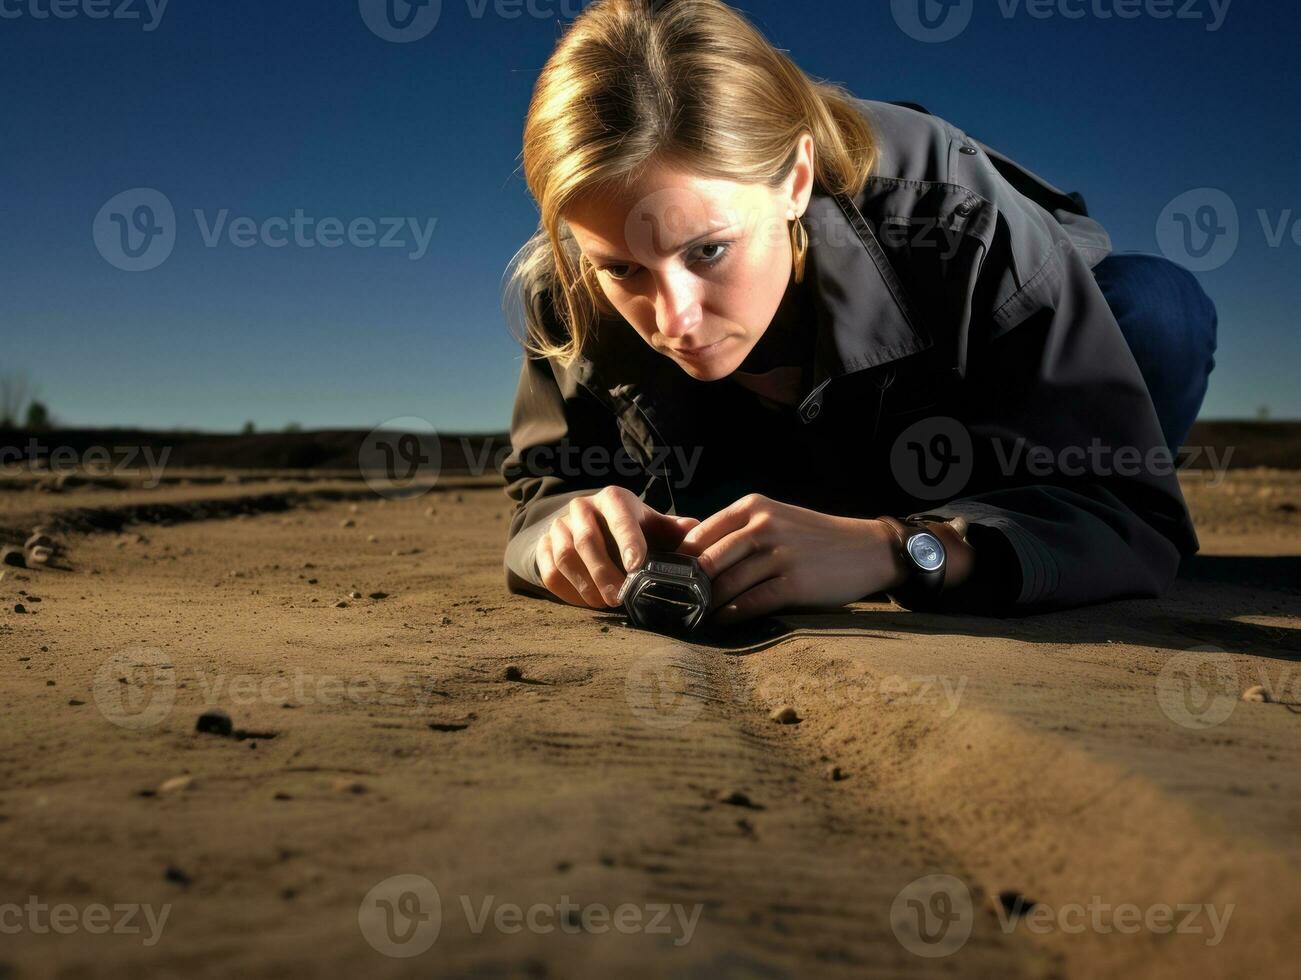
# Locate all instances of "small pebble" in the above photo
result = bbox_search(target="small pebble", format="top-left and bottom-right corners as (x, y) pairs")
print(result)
(340, 518), (355, 528)
(348, 590), (362, 600)
(368, 591), (389, 600)
(717, 789), (762, 809)
(67, 699), (85, 707)
(334, 600), (349, 609)
(13, 603), (27, 614)
(998, 890), (1037, 919)
(331, 778), (367, 794)
(367, 534), (378, 543)
(159, 775), (193, 793)
(825, 765), (846, 781)
(440, 615), (453, 626)
(195, 709), (233, 737)
(164, 866), (193, 887)
(770, 705), (801, 725)
(1242, 685), (1275, 703)
(503, 665), (524, 682)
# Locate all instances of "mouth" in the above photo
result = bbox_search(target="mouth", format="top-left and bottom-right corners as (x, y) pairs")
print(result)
(668, 337), (730, 360)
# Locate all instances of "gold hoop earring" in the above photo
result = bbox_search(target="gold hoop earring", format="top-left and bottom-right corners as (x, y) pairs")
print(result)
(790, 215), (808, 284)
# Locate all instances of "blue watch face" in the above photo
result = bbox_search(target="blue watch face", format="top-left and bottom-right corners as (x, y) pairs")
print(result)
(907, 532), (945, 572)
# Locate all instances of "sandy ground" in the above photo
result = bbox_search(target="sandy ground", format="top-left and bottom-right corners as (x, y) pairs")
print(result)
(1, 468), (1298, 979)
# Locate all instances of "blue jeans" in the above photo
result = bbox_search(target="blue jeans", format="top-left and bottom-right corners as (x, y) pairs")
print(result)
(1092, 252), (1218, 450)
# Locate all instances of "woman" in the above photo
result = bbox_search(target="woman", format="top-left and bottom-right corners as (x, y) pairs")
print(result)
(499, 0), (1216, 624)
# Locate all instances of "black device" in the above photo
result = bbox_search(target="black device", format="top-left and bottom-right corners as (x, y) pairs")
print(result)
(881, 515), (965, 610)
(617, 552), (713, 635)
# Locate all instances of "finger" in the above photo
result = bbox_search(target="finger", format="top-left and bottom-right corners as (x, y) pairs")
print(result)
(549, 520), (606, 609)
(712, 576), (789, 626)
(692, 524), (767, 580)
(641, 511), (702, 555)
(568, 500), (625, 605)
(680, 499), (754, 554)
(536, 534), (586, 607)
(594, 491), (649, 575)
(709, 551), (781, 608)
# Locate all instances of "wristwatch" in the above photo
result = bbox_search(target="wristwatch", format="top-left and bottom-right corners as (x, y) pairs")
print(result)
(879, 515), (966, 610)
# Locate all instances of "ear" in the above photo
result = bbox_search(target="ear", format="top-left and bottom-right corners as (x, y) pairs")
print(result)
(783, 131), (816, 218)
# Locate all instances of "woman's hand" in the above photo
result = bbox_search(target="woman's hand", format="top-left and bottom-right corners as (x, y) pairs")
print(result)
(678, 494), (908, 625)
(536, 486), (701, 610)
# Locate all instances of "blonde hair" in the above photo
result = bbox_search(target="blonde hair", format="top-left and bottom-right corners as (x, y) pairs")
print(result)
(506, 0), (878, 365)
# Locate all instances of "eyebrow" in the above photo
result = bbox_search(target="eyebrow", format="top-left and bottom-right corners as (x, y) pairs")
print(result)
(587, 222), (739, 265)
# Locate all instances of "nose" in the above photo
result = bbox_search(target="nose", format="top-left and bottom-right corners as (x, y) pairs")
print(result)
(653, 268), (702, 341)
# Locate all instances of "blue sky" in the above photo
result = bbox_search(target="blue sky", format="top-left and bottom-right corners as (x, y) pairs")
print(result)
(2, 0), (1296, 431)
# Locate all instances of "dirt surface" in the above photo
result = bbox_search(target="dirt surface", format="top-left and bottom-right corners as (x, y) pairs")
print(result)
(1, 469), (1299, 978)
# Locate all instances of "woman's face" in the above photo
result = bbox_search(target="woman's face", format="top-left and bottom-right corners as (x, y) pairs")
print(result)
(565, 135), (815, 381)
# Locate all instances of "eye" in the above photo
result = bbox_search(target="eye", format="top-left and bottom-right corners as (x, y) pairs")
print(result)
(692, 242), (730, 266)
(599, 263), (637, 282)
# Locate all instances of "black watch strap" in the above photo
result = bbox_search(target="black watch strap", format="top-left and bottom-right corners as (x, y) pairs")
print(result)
(880, 516), (950, 611)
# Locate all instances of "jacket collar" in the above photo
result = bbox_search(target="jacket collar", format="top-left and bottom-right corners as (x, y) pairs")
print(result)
(798, 189), (932, 405)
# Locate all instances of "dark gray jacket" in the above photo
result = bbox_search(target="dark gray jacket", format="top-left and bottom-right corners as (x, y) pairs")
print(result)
(500, 99), (1199, 612)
